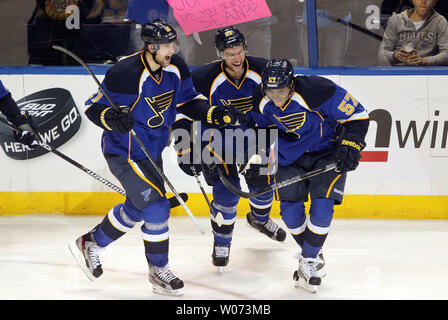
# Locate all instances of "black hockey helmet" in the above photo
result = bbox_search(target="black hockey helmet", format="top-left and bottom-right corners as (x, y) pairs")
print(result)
(214, 26), (247, 57)
(261, 59), (294, 91)
(141, 19), (177, 45)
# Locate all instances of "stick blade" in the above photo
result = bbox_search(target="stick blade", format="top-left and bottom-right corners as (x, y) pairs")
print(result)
(168, 192), (188, 209)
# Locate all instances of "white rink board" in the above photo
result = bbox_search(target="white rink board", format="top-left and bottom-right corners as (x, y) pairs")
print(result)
(0, 73), (447, 196)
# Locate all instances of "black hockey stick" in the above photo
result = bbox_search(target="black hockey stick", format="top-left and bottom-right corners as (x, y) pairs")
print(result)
(218, 162), (338, 198)
(189, 121), (215, 215)
(191, 166), (215, 215)
(0, 116), (188, 208)
(168, 192), (188, 209)
(52, 45), (205, 234)
(0, 116), (126, 195)
(329, 16), (383, 42)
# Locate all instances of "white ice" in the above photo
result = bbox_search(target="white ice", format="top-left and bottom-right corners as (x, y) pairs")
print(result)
(1, 215), (447, 300)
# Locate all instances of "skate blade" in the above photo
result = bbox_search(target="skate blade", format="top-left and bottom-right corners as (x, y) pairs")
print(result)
(217, 266), (224, 274)
(295, 278), (319, 294)
(151, 284), (184, 296)
(68, 242), (96, 282)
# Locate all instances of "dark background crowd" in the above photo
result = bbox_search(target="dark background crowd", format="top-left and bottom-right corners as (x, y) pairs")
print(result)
(1, 0), (447, 67)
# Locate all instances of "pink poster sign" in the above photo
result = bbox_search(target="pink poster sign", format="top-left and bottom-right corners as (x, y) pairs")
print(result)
(167, 0), (272, 35)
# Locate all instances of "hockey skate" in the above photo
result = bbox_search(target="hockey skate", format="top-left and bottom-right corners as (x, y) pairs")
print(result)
(148, 264), (184, 296)
(246, 212), (287, 242)
(212, 242), (231, 273)
(69, 228), (104, 282)
(293, 256), (322, 293)
(316, 250), (326, 278)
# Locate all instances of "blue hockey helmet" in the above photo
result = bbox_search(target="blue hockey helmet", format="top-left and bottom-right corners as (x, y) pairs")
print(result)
(261, 59), (294, 91)
(214, 26), (247, 58)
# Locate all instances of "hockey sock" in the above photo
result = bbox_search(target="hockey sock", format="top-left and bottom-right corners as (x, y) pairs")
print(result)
(248, 191), (274, 223)
(211, 179), (240, 245)
(141, 197), (170, 267)
(93, 201), (141, 247)
(210, 200), (237, 246)
(280, 201), (306, 247)
(301, 198), (334, 258)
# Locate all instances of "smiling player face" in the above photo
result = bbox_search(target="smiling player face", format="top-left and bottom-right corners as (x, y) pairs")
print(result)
(222, 44), (246, 76)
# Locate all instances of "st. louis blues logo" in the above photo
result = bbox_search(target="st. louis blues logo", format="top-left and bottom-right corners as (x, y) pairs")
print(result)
(273, 112), (306, 139)
(141, 188), (152, 201)
(220, 96), (253, 114)
(145, 90), (174, 128)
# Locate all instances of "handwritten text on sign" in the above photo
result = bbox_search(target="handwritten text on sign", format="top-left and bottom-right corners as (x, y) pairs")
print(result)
(167, 0), (272, 35)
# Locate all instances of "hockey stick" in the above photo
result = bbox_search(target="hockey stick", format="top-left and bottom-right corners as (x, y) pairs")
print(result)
(191, 166), (215, 215)
(53, 45), (205, 235)
(189, 121), (215, 215)
(0, 116), (126, 195)
(0, 115), (188, 207)
(218, 162), (337, 198)
(329, 16), (383, 42)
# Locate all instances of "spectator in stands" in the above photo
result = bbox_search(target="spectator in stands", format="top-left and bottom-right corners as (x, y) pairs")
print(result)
(378, 0), (448, 66)
(381, 0), (448, 29)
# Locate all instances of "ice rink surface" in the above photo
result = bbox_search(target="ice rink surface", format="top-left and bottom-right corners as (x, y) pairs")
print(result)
(1, 215), (448, 301)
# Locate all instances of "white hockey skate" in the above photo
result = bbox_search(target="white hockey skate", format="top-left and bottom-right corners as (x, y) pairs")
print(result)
(69, 229), (104, 282)
(294, 250), (326, 278)
(148, 264), (184, 296)
(316, 251), (326, 278)
(293, 256), (322, 293)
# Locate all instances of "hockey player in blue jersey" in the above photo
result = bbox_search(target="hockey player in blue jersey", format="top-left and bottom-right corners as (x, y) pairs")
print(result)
(172, 26), (286, 271)
(249, 59), (369, 293)
(68, 19), (245, 296)
(0, 80), (39, 149)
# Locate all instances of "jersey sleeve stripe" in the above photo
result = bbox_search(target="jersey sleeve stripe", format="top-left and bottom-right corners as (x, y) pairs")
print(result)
(337, 110), (369, 123)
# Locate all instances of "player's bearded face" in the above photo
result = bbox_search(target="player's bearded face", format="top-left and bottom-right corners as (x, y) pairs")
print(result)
(266, 86), (293, 107)
(154, 41), (180, 66)
(222, 44), (246, 73)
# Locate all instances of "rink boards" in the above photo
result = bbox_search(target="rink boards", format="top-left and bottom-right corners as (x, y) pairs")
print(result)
(0, 69), (447, 218)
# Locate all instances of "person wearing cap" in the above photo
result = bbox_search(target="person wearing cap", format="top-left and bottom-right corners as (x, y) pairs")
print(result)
(68, 19), (245, 296)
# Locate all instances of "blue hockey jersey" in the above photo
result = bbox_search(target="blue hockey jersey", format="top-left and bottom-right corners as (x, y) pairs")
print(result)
(85, 52), (208, 161)
(252, 75), (369, 166)
(191, 56), (267, 155)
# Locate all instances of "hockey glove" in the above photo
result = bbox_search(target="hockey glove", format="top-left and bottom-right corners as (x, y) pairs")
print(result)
(239, 154), (263, 179)
(335, 133), (365, 172)
(175, 140), (202, 177)
(10, 112), (40, 149)
(101, 105), (134, 133)
(207, 106), (246, 128)
(172, 118), (202, 177)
